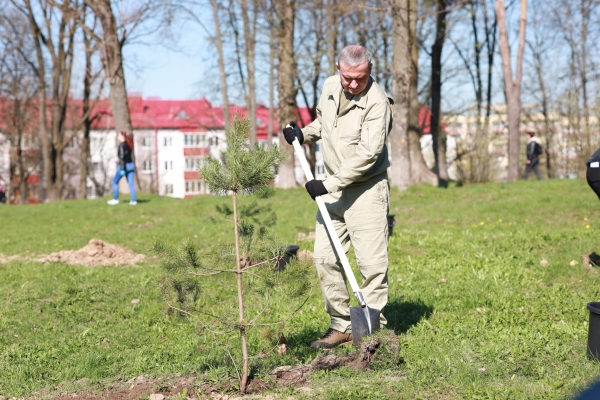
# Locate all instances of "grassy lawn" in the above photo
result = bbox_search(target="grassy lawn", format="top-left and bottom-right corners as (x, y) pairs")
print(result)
(2, 178), (600, 398)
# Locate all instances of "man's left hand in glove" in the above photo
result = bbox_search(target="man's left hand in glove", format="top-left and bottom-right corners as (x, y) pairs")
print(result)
(305, 179), (328, 200)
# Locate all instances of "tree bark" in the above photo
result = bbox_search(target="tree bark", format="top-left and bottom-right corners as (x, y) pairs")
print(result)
(85, 0), (139, 193)
(80, 19), (93, 199)
(274, 0), (298, 189)
(268, 11), (275, 149)
(326, 0), (337, 75)
(496, 0), (528, 182)
(389, 0), (437, 191)
(430, 0), (449, 187)
(21, 0), (51, 201)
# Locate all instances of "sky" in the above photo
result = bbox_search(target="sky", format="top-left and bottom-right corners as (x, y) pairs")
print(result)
(123, 31), (207, 100)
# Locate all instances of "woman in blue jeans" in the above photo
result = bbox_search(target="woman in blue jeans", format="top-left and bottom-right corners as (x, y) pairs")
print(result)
(107, 131), (136, 205)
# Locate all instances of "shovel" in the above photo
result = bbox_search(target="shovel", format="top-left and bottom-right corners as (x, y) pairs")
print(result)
(291, 136), (380, 346)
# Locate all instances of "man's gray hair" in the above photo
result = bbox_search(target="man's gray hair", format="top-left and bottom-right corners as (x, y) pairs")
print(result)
(337, 45), (372, 67)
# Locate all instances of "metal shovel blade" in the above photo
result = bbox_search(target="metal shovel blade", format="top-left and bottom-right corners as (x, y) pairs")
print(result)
(350, 305), (381, 347)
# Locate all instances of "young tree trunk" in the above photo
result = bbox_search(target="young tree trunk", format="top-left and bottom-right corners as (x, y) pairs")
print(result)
(274, 0), (298, 189)
(430, 0), (449, 187)
(231, 191), (249, 393)
(496, 0), (528, 181)
(209, 0), (230, 131)
(241, 0), (257, 145)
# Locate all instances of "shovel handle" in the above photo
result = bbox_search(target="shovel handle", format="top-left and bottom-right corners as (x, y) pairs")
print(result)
(291, 137), (365, 306)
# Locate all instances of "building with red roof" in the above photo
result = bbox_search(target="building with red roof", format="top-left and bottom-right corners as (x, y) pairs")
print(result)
(0, 94), (443, 203)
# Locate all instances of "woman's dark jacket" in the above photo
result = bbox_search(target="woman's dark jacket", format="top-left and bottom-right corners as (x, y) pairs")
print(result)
(118, 142), (133, 171)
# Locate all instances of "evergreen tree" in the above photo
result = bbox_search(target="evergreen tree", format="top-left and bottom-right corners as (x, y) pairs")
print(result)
(154, 117), (310, 394)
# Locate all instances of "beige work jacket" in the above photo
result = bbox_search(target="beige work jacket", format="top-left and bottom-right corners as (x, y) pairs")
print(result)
(302, 75), (391, 193)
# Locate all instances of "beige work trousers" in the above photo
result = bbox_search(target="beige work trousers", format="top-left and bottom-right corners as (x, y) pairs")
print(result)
(313, 176), (389, 333)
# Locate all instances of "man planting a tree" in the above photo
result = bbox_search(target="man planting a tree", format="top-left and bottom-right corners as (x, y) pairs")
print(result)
(283, 45), (392, 348)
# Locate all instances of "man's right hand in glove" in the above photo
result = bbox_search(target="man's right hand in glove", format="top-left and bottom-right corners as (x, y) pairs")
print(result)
(282, 121), (304, 145)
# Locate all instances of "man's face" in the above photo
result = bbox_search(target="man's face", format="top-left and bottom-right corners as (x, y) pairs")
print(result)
(337, 61), (372, 95)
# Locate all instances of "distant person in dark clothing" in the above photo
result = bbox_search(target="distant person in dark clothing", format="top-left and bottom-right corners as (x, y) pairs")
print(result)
(0, 179), (5, 204)
(107, 131), (137, 205)
(523, 131), (543, 180)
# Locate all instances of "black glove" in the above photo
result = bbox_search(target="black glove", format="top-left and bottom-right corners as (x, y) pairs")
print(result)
(282, 121), (304, 145)
(305, 179), (328, 200)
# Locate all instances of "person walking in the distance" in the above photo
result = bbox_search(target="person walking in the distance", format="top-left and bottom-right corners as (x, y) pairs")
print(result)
(282, 45), (391, 348)
(107, 131), (137, 205)
(523, 130), (543, 180)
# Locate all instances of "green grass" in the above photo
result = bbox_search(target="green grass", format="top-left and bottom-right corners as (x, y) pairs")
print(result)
(2, 179), (600, 398)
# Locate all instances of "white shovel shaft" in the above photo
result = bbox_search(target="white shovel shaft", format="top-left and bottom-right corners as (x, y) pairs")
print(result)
(291, 137), (364, 301)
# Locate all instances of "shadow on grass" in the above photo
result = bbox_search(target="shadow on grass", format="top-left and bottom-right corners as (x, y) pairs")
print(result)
(287, 299), (433, 353)
(385, 298), (434, 334)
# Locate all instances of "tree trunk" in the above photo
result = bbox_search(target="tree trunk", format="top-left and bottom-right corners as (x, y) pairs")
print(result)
(389, 0), (437, 191)
(326, 0), (337, 75)
(23, 0), (51, 202)
(231, 190), (249, 394)
(430, 0), (449, 187)
(80, 26), (93, 199)
(389, 0), (412, 191)
(268, 13), (275, 148)
(210, 0), (230, 131)
(496, 0), (528, 182)
(241, 0), (257, 145)
(86, 0), (137, 190)
(274, 0), (298, 189)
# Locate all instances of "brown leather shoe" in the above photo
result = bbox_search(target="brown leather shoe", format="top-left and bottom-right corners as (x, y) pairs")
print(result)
(310, 328), (353, 349)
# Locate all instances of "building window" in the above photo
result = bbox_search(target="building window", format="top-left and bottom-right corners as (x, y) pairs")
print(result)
(185, 180), (206, 194)
(164, 160), (173, 170)
(86, 185), (95, 198)
(91, 137), (102, 150)
(91, 162), (101, 173)
(142, 137), (153, 148)
(184, 134), (207, 147)
(163, 137), (172, 146)
(143, 160), (153, 172)
(185, 157), (204, 171)
(22, 135), (38, 149)
(164, 184), (174, 194)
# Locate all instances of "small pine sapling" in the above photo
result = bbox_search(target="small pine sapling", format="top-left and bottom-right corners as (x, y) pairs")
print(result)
(154, 117), (311, 394)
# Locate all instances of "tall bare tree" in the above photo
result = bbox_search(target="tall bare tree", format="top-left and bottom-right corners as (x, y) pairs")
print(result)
(390, 0), (438, 191)
(274, 0), (298, 189)
(430, 0), (450, 187)
(496, 0), (528, 181)
(240, 0), (257, 145)
(0, 8), (39, 204)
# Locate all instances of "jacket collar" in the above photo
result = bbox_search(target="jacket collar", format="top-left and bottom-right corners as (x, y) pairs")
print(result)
(327, 76), (373, 109)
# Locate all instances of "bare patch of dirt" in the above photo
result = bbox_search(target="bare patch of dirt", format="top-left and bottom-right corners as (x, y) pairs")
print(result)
(296, 231), (316, 241)
(36, 239), (145, 267)
(270, 330), (401, 386)
(0, 254), (20, 264)
(297, 249), (313, 262)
